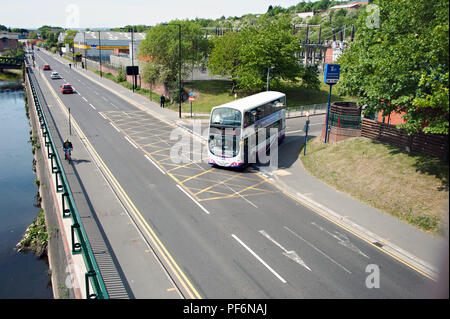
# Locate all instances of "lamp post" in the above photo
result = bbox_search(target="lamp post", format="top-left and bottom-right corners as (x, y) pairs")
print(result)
(98, 30), (102, 77)
(162, 23), (182, 119)
(266, 67), (274, 91)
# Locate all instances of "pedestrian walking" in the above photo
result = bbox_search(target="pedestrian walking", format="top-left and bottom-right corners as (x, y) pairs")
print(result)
(160, 94), (165, 108)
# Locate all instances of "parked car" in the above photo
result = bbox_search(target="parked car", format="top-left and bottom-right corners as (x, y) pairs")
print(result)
(60, 83), (73, 94)
(50, 72), (61, 79)
(43, 64), (51, 70)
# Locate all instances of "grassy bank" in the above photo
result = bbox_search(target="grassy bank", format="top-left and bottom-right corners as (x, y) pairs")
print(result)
(0, 69), (22, 82)
(300, 137), (449, 236)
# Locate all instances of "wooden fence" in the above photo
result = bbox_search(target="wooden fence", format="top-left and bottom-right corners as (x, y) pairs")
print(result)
(361, 118), (448, 160)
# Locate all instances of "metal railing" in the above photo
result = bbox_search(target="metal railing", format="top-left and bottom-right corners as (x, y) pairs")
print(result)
(26, 65), (109, 299)
(286, 103), (328, 118)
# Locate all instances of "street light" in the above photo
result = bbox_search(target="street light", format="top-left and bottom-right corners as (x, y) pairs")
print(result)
(162, 23), (182, 119)
(267, 67), (274, 91)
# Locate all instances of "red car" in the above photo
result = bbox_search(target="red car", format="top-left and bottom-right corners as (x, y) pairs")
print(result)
(43, 64), (51, 70)
(60, 83), (74, 94)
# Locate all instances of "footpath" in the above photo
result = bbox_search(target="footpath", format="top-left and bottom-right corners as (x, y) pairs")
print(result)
(46, 50), (448, 286)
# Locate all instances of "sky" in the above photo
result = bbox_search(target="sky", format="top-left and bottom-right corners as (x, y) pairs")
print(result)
(0, 0), (305, 29)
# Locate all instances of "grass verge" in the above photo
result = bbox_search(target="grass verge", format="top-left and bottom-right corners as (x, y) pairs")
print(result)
(300, 137), (449, 236)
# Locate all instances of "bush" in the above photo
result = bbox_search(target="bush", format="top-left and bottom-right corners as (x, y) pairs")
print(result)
(116, 66), (126, 82)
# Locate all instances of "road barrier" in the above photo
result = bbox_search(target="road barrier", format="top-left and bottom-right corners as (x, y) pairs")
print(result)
(286, 103), (327, 118)
(26, 64), (109, 299)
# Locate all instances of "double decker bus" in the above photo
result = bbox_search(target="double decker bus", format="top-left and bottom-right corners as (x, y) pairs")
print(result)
(208, 91), (286, 168)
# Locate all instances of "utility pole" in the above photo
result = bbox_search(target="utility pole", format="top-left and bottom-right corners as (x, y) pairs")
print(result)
(98, 31), (102, 77)
(162, 23), (182, 118)
(131, 27), (135, 92)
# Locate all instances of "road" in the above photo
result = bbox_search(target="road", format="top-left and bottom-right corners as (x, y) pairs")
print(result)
(32, 49), (437, 298)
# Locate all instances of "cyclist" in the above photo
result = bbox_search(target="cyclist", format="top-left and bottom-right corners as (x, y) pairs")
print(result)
(63, 139), (73, 161)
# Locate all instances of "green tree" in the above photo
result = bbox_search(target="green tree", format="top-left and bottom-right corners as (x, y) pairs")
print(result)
(235, 15), (302, 91)
(338, 0), (449, 135)
(138, 20), (209, 98)
(206, 31), (243, 93)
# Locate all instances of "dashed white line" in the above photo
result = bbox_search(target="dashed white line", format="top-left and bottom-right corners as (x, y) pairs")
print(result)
(99, 112), (107, 120)
(231, 234), (287, 284)
(82, 96), (88, 102)
(144, 155), (166, 175)
(176, 184), (210, 215)
(110, 122), (120, 132)
(124, 136), (138, 149)
(89, 103), (96, 110)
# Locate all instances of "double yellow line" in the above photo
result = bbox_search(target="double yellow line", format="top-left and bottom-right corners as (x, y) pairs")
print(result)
(39, 69), (202, 299)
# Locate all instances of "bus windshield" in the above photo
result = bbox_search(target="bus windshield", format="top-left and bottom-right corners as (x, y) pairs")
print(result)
(210, 108), (242, 127)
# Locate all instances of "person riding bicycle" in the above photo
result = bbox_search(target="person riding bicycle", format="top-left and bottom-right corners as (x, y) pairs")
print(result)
(63, 139), (73, 160)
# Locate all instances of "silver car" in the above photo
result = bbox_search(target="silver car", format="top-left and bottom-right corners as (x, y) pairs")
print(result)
(51, 72), (61, 79)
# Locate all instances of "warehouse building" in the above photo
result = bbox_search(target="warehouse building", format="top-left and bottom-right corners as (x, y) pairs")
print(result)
(73, 30), (146, 63)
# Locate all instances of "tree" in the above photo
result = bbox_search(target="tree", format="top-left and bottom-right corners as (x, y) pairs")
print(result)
(206, 31), (243, 93)
(235, 15), (302, 91)
(338, 0), (449, 135)
(138, 20), (209, 99)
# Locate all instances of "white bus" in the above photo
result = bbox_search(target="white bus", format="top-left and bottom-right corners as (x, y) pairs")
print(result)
(208, 91), (286, 168)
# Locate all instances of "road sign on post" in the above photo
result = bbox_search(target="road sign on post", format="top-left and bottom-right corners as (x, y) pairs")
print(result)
(323, 64), (340, 143)
(189, 93), (195, 118)
(324, 64), (340, 85)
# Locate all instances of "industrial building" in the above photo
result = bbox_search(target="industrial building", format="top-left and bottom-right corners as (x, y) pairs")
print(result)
(73, 31), (146, 63)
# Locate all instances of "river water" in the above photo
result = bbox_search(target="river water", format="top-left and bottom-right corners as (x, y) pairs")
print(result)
(0, 80), (53, 298)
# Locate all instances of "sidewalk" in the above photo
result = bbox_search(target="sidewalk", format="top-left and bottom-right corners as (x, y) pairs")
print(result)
(48, 50), (448, 281)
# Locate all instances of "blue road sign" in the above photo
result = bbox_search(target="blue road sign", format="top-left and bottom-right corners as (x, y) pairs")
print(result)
(324, 64), (340, 85)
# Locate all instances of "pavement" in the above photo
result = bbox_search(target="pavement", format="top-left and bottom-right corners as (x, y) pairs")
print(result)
(42, 50), (449, 294)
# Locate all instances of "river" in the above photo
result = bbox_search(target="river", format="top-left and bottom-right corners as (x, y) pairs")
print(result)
(0, 79), (53, 298)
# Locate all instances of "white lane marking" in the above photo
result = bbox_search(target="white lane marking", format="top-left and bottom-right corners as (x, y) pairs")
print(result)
(89, 103), (96, 110)
(176, 184), (210, 215)
(102, 96), (108, 101)
(284, 226), (352, 274)
(144, 155), (166, 175)
(124, 136), (138, 149)
(110, 122), (120, 132)
(259, 230), (312, 272)
(286, 129), (303, 134)
(82, 96), (87, 102)
(311, 222), (370, 259)
(231, 234), (287, 284)
(223, 183), (258, 208)
(99, 112), (107, 120)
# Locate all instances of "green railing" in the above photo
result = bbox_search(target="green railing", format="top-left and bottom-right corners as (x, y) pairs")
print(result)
(26, 66), (109, 299)
(286, 103), (328, 118)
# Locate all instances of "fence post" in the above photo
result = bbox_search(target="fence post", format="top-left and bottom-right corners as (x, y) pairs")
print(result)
(85, 271), (98, 299)
(71, 223), (82, 254)
(62, 192), (71, 218)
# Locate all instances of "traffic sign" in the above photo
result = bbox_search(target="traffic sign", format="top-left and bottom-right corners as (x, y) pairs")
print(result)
(189, 95), (195, 102)
(324, 64), (340, 85)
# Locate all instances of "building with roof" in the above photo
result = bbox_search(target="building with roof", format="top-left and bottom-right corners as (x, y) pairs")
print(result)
(329, 1), (368, 11)
(0, 32), (19, 53)
(73, 31), (146, 62)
